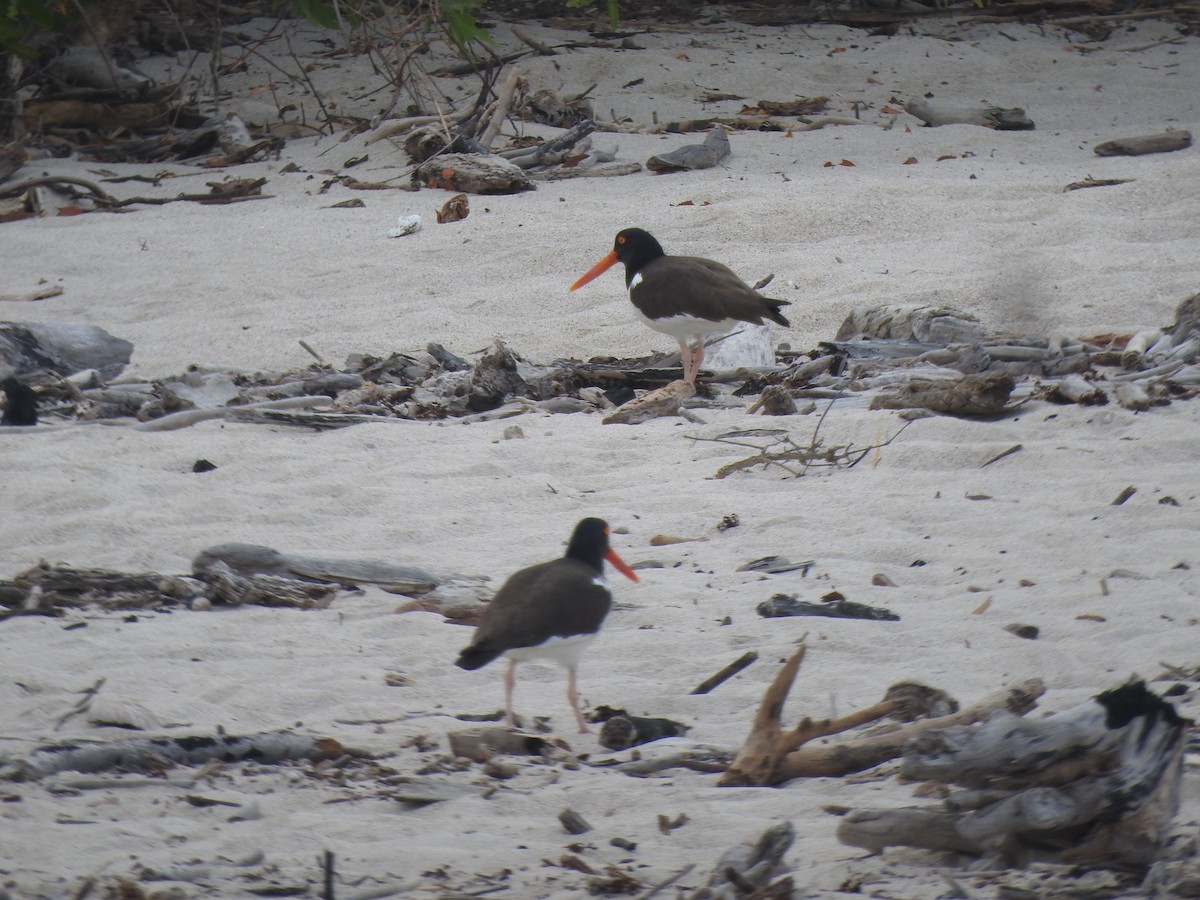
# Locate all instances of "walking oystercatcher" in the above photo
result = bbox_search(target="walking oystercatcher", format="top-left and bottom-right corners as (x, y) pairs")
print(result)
(455, 518), (639, 733)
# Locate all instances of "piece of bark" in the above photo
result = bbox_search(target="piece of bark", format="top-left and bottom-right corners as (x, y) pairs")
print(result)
(2, 732), (350, 781)
(603, 379), (696, 424)
(647, 126), (731, 173)
(719, 642), (1045, 786)
(1094, 130), (1192, 157)
(412, 153), (535, 195)
(903, 99), (1034, 130)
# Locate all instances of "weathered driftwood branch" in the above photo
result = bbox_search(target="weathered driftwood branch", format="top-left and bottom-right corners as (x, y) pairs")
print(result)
(719, 643), (1045, 786)
(1, 732), (352, 781)
(836, 681), (1187, 868)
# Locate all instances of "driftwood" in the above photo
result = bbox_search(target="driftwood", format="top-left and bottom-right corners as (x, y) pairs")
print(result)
(603, 379), (697, 424)
(447, 727), (557, 762)
(15, 293), (1200, 433)
(719, 643), (1045, 786)
(0, 137), (30, 184)
(0, 563), (196, 616)
(192, 543), (440, 596)
(687, 822), (795, 900)
(870, 371), (1018, 417)
(1094, 130), (1192, 157)
(413, 152), (535, 195)
(836, 304), (986, 343)
(647, 126), (731, 173)
(1, 732), (351, 781)
(836, 681), (1187, 869)
(692, 651), (759, 695)
(757, 593), (899, 622)
(0, 320), (132, 380)
(903, 99), (1034, 130)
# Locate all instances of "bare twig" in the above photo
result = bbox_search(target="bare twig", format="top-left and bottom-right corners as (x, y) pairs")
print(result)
(691, 651), (758, 695)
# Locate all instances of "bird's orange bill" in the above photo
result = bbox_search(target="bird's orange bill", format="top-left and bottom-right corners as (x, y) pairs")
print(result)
(605, 548), (640, 583)
(570, 250), (618, 291)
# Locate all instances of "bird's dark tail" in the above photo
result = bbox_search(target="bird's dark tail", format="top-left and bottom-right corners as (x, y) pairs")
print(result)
(455, 644), (500, 671)
(766, 300), (791, 328)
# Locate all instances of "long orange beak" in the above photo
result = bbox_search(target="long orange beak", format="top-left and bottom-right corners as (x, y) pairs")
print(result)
(605, 548), (639, 583)
(570, 249), (618, 291)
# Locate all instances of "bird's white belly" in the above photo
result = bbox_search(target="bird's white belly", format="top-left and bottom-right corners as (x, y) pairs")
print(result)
(635, 308), (739, 339)
(505, 633), (596, 667)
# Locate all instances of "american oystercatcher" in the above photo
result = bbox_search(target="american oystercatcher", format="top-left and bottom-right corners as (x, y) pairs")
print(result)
(570, 228), (791, 382)
(455, 518), (639, 733)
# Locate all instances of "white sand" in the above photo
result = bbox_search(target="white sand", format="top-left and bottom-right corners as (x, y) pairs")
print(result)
(2, 13), (1199, 898)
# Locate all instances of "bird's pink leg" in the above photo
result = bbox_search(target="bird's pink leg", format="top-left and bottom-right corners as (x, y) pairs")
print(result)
(504, 659), (518, 728)
(677, 338), (696, 383)
(566, 666), (592, 734)
(690, 339), (706, 381)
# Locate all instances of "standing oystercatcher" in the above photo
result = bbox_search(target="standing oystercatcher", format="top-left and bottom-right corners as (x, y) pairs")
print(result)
(570, 228), (790, 382)
(455, 518), (639, 733)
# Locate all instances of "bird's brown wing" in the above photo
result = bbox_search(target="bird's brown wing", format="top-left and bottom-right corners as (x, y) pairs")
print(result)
(459, 559), (612, 665)
(635, 256), (790, 326)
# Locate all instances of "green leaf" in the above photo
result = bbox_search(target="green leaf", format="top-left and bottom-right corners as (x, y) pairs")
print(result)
(291, 0), (340, 30)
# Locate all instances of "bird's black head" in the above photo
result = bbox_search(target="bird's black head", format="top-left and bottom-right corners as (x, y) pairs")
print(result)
(565, 517), (639, 583)
(565, 517), (611, 569)
(613, 228), (665, 283)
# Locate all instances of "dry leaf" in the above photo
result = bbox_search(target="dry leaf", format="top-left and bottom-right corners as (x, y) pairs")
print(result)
(436, 192), (469, 224)
(972, 596), (993, 615)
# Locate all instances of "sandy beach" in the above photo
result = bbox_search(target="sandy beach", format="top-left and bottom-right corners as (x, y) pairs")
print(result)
(2, 10), (1199, 898)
